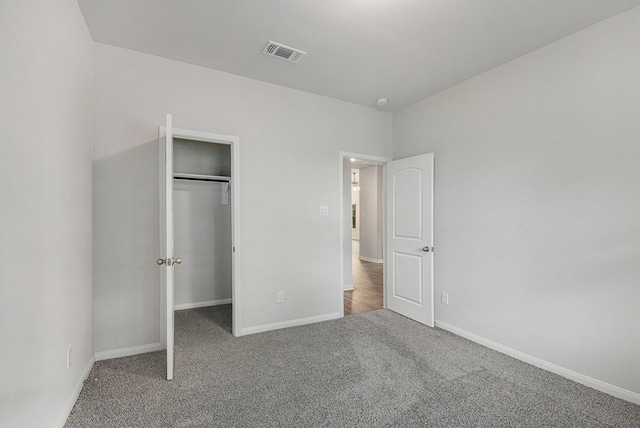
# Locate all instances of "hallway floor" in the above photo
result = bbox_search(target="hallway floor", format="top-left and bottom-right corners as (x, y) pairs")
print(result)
(343, 240), (383, 315)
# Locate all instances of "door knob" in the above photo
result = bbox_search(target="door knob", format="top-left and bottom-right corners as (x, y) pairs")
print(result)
(422, 246), (432, 252)
(157, 257), (183, 266)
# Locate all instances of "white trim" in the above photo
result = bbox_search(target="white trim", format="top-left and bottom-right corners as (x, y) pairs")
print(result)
(381, 165), (387, 310)
(428, 154), (435, 326)
(238, 312), (342, 336)
(340, 152), (391, 164)
(94, 342), (162, 361)
(359, 256), (383, 264)
(339, 151), (392, 317)
(435, 320), (640, 405)
(56, 356), (94, 428)
(174, 298), (232, 310)
(343, 284), (354, 291)
(230, 135), (241, 337)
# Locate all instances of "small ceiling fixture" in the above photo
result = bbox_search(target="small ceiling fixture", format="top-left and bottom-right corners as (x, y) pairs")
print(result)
(263, 41), (306, 63)
(376, 98), (388, 106)
(352, 172), (360, 191)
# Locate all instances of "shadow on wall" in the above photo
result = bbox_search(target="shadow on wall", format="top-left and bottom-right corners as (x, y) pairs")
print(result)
(93, 139), (161, 353)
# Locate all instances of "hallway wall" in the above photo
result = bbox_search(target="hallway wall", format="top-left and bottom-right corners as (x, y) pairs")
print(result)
(358, 166), (383, 262)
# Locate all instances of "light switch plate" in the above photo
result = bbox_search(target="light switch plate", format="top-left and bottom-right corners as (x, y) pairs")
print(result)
(319, 205), (329, 216)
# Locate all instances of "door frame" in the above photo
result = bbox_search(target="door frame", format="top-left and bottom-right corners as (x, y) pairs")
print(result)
(160, 126), (241, 346)
(338, 152), (391, 315)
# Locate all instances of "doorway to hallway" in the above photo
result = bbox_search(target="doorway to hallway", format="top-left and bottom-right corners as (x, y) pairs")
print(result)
(339, 151), (434, 325)
(340, 152), (391, 317)
(344, 239), (383, 315)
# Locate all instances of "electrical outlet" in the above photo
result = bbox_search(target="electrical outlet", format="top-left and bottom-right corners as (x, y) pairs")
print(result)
(276, 291), (284, 303)
(441, 292), (449, 305)
(67, 346), (72, 369)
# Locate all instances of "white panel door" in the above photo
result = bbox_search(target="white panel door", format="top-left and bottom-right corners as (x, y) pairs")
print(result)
(385, 153), (434, 326)
(159, 113), (175, 380)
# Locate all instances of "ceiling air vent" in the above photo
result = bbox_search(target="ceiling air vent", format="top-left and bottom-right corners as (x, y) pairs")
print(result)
(262, 41), (306, 63)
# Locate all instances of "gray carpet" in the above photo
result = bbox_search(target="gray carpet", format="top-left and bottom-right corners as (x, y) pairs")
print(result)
(66, 306), (640, 427)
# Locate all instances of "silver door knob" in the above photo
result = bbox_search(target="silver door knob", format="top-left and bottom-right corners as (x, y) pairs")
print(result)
(422, 246), (431, 252)
(157, 257), (182, 265)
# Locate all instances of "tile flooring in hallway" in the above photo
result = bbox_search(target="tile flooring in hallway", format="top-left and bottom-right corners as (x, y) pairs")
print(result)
(344, 239), (383, 315)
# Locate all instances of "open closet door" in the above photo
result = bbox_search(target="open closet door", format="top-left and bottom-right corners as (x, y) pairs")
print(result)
(158, 113), (175, 380)
(385, 153), (434, 327)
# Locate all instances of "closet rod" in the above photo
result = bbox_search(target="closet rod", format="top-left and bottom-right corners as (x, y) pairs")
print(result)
(173, 173), (230, 183)
(174, 177), (230, 183)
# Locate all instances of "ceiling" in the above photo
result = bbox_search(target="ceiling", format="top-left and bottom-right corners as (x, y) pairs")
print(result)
(77, 0), (640, 111)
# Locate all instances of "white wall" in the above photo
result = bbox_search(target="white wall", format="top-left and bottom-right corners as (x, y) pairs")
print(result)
(0, 1), (94, 426)
(394, 7), (640, 396)
(93, 43), (393, 350)
(174, 181), (232, 307)
(359, 166), (383, 262)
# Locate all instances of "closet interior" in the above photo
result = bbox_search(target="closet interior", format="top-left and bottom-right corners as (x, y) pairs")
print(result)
(172, 137), (232, 317)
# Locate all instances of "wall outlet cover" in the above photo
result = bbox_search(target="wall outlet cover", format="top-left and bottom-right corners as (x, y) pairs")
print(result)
(441, 292), (449, 305)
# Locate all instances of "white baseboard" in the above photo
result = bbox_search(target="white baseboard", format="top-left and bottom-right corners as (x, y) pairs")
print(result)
(56, 355), (94, 428)
(174, 298), (232, 311)
(435, 320), (640, 405)
(359, 256), (383, 263)
(239, 312), (342, 336)
(94, 342), (162, 361)
(343, 284), (354, 291)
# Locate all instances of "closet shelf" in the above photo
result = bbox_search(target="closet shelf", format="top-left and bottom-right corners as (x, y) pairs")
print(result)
(174, 173), (231, 183)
